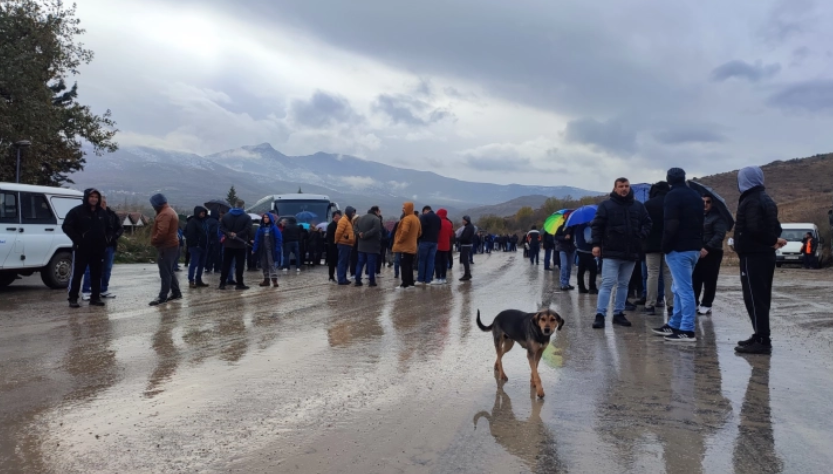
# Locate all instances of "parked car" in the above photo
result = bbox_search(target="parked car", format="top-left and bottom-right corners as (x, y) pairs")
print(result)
(0, 182), (83, 288)
(776, 223), (824, 268)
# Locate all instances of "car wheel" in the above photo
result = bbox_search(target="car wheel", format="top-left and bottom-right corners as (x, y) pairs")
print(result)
(0, 272), (17, 288)
(41, 251), (73, 289)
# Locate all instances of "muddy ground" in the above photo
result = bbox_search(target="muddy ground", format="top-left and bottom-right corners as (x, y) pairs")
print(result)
(1, 254), (831, 473)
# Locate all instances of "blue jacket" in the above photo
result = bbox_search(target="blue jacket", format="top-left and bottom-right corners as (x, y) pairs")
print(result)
(253, 223), (283, 257)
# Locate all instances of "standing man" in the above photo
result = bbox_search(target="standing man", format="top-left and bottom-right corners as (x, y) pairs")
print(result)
(434, 209), (453, 284)
(81, 195), (122, 300)
(800, 232), (818, 269)
(326, 210), (342, 282)
(185, 206), (210, 288)
(590, 178), (652, 329)
(355, 206), (383, 287)
(149, 193), (182, 305)
(281, 217), (302, 273)
(204, 209), (221, 274)
(555, 222), (576, 290)
(543, 230), (555, 271)
(334, 206), (357, 285)
(693, 194), (728, 314)
(417, 205), (441, 285)
(393, 203), (421, 289)
(63, 188), (109, 308)
(458, 216), (475, 281)
(643, 182), (674, 315)
(733, 167), (785, 354)
(527, 225), (541, 265)
(219, 199), (253, 291)
(654, 168), (704, 343)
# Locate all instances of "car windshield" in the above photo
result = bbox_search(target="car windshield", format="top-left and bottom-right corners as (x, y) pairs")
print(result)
(781, 229), (813, 242)
(274, 201), (330, 225)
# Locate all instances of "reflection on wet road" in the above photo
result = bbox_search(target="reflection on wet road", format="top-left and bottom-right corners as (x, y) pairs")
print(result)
(1, 255), (832, 473)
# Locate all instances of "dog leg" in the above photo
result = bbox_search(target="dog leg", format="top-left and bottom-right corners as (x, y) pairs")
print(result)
(497, 339), (513, 381)
(528, 351), (544, 398)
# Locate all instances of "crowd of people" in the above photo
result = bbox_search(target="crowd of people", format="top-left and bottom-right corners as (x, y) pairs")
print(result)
(61, 166), (784, 355)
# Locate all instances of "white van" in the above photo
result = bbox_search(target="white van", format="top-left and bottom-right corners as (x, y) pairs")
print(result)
(776, 223), (824, 268)
(0, 182), (83, 288)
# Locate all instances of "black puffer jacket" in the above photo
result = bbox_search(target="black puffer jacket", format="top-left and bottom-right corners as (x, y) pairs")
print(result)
(282, 219), (301, 243)
(219, 209), (253, 249)
(542, 231), (555, 250)
(662, 177), (704, 254)
(734, 186), (781, 255)
(702, 208), (728, 251)
(185, 206), (208, 249)
(205, 210), (220, 244)
(419, 211), (441, 243)
(105, 208), (124, 249)
(554, 225), (575, 253)
(62, 188), (108, 252)
(643, 183), (669, 253)
(590, 189), (652, 262)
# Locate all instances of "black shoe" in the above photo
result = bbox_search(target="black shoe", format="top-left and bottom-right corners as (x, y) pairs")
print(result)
(235, 285), (250, 290)
(369, 282), (378, 287)
(338, 282), (351, 286)
(633, 297), (646, 306)
(69, 299), (80, 308)
(735, 338), (772, 354)
(227, 280), (237, 285)
(737, 334), (756, 347)
(642, 305), (656, 315)
(354, 282), (364, 287)
(667, 306), (674, 314)
(560, 285), (572, 291)
(218, 285), (227, 290)
(196, 281), (210, 287)
(592, 313), (605, 329)
(665, 330), (697, 343)
(329, 277), (336, 282)
(149, 297), (168, 306)
(544, 268), (553, 271)
(589, 288), (598, 295)
(169, 292), (183, 300)
(612, 313), (632, 327)
(459, 275), (471, 281)
(624, 303), (637, 312)
(578, 287), (589, 294)
(89, 299), (105, 307)
(652, 324), (674, 336)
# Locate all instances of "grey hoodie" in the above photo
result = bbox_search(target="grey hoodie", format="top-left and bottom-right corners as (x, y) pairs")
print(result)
(738, 166), (764, 193)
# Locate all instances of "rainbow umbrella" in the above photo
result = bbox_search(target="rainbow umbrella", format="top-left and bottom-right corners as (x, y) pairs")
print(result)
(542, 209), (572, 234)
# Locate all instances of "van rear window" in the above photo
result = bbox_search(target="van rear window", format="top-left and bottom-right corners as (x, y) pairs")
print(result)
(50, 196), (82, 220)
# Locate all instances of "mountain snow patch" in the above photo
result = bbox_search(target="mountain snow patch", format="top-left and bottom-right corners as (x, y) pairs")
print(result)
(343, 176), (377, 189)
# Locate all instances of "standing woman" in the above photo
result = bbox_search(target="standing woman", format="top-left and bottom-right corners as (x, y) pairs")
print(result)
(693, 194), (728, 314)
(253, 213), (283, 287)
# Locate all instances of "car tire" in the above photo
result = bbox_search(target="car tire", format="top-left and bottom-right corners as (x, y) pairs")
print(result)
(0, 272), (17, 288)
(41, 251), (73, 289)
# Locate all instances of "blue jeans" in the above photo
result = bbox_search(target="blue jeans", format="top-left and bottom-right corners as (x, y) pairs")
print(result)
(356, 252), (377, 284)
(596, 258), (636, 316)
(559, 250), (575, 287)
(544, 248), (554, 269)
(417, 241), (438, 283)
(666, 251), (700, 332)
(283, 241), (300, 270)
(187, 246), (206, 282)
(393, 252), (401, 277)
(337, 244), (352, 284)
(83, 246), (115, 293)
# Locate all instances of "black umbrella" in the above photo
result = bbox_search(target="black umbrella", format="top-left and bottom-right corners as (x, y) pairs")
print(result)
(687, 180), (734, 232)
(204, 199), (231, 214)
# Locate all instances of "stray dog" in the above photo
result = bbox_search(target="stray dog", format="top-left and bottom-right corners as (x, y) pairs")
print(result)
(476, 308), (564, 398)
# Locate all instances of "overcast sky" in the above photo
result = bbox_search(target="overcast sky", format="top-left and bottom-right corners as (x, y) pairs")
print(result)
(76, 0), (833, 190)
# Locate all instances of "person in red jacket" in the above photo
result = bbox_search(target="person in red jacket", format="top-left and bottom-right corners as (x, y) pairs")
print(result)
(433, 208), (454, 284)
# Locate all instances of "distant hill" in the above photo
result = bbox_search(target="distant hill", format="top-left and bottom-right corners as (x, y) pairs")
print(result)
(462, 195), (551, 220)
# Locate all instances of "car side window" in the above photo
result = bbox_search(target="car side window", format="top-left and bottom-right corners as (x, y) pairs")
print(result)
(50, 196), (81, 220)
(0, 191), (19, 224)
(20, 193), (57, 225)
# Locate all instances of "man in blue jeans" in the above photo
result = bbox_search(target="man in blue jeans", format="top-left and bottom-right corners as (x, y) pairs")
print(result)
(591, 178), (652, 329)
(555, 221), (576, 290)
(652, 168), (704, 343)
(355, 206), (383, 287)
(417, 205), (441, 285)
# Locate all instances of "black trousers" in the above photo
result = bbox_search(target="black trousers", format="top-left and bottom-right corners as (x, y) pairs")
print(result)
(459, 246), (472, 277)
(400, 252), (415, 287)
(577, 252), (598, 291)
(628, 259), (644, 297)
(68, 247), (103, 301)
(693, 249), (723, 307)
(327, 244), (338, 279)
(435, 250), (449, 279)
(739, 253), (776, 339)
(350, 245), (358, 276)
(221, 247), (247, 286)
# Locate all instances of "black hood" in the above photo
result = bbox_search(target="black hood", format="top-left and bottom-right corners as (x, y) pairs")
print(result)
(649, 181), (670, 199)
(83, 188), (102, 210)
(193, 205), (208, 218)
(666, 168), (687, 186)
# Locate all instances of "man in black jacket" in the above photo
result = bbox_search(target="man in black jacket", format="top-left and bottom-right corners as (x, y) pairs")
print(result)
(63, 188), (109, 308)
(543, 231), (556, 271)
(185, 205), (209, 288)
(642, 182), (673, 315)
(654, 168), (704, 343)
(204, 210), (221, 273)
(693, 195), (729, 314)
(417, 206), (441, 284)
(325, 211), (342, 281)
(458, 216), (475, 281)
(219, 200), (253, 290)
(281, 217), (302, 272)
(590, 178), (652, 329)
(81, 195), (122, 300)
(733, 167), (785, 354)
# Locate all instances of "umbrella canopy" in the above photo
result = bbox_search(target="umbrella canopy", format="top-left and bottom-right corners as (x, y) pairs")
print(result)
(631, 183), (651, 203)
(542, 209), (572, 234)
(295, 211), (318, 223)
(203, 199), (230, 214)
(687, 180), (735, 232)
(565, 205), (598, 228)
(316, 222), (329, 231)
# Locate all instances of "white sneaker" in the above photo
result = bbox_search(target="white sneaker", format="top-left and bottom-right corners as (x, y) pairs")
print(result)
(429, 280), (443, 286)
(81, 293), (91, 301)
(282, 268), (288, 273)
(101, 292), (116, 299)
(296, 268), (301, 273)
(697, 306), (711, 315)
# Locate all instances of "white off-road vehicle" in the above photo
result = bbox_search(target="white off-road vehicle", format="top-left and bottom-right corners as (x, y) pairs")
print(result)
(0, 182), (83, 288)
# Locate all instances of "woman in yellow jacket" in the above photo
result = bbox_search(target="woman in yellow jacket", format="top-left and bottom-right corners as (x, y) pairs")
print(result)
(393, 202), (421, 288)
(335, 206), (357, 285)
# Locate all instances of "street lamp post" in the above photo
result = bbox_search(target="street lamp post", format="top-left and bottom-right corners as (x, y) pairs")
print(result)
(13, 140), (31, 184)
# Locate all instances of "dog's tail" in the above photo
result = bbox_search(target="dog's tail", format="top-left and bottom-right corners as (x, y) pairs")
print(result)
(476, 310), (493, 332)
(473, 411), (491, 430)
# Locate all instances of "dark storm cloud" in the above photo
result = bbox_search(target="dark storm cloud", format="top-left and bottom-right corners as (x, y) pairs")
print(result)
(711, 60), (780, 83)
(563, 118), (638, 155)
(373, 94), (451, 126)
(767, 80), (833, 113)
(289, 91), (362, 128)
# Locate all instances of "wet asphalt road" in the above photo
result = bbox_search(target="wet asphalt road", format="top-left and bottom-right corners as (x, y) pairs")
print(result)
(1, 253), (832, 474)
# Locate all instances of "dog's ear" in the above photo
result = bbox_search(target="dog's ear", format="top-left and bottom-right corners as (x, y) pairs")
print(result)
(555, 312), (565, 331)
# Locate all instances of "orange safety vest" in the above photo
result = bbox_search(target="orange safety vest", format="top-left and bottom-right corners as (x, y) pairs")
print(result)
(804, 240), (813, 254)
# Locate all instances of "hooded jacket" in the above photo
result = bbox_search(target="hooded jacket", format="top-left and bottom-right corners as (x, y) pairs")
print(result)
(734, 167), (781, 255)
(355, 210), (383, 254)
(590, 189), (652, 262)
(184, 206), (209, 249)
(419, 210), (442, 243)
(205, 210), (220, 244)
(554, 220), (575, 253)
(643, 182), (669, 253)
(151, 203), (179, 249)
(703, 208), (728, 251)
(437, 209), (453, 252)
(335, 206), (357, 246)
(392, 202), (421, 254)
(62, 188), (108, 252)
(220, 208), (253, 249)
(662, 169), (704, 254)
(253, 214), (283, 257)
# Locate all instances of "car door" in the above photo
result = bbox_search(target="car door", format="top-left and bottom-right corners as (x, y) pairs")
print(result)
(18, 192), (59, 268)
(0, 190), (20, 267)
